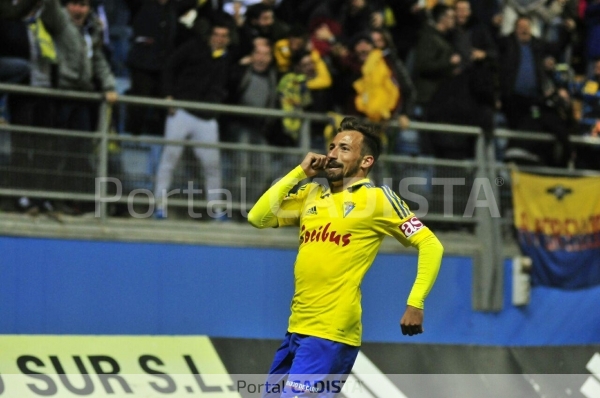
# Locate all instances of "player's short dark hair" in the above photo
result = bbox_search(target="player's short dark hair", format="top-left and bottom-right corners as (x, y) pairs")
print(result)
(337, 117), (381, 162)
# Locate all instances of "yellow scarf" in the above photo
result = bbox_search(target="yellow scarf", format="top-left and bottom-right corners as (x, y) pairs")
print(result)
(29, 19), (57, 62)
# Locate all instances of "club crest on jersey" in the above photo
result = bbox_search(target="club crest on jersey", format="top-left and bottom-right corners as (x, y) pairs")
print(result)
(343, 201), (356, 218)
(399, 216), (424, 238)
(305, 206), (318, 216)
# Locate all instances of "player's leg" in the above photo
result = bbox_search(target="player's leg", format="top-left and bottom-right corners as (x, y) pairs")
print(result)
(282, 335), (359, 398)
(261, 333), (295, 398)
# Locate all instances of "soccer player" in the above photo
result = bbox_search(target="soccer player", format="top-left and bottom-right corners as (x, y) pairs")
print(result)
(248, 117), (444, 397)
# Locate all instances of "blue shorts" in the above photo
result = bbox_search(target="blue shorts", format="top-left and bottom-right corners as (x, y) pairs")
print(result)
(261, 332), (360, 398)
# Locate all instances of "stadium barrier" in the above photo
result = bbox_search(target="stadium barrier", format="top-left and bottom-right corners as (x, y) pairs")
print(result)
(1, 83), (599, 312)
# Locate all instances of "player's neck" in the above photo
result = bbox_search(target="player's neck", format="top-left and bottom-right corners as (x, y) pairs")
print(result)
(330, 176), (364, 193)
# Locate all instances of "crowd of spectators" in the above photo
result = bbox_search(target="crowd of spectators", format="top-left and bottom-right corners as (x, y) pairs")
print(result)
(1, 0), (600, 216)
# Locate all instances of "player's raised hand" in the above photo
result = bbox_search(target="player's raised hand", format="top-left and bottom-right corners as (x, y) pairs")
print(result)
(400, 305), (424, 336)
(300, 152), (328, 177)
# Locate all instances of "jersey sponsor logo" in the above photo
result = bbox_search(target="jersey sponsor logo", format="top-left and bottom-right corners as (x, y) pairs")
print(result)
(343, 202), (356, 218)
(305, 206), (318, 216)
(300, 223), (352, 247)
(399, 217), (423, 238)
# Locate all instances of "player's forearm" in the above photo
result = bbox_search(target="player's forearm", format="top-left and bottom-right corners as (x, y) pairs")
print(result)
(247, 166), (307, 229)
(407, 231), (444, 309)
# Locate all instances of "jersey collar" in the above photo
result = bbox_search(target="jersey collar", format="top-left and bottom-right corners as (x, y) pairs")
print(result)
(319, 178), (373, 197)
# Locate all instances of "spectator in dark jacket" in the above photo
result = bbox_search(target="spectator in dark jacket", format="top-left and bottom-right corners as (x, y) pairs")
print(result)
(456, 1), (498, 100)
(329, 0), (377, 42)
(499, 15), (570, 166)
(154, 22), (232, 219)
(0, 1), (32, 84)
(425, 2), (497, 159)
(414, 4), (460, 114)
(468, 0), (502, 37)
(125, 0), (179, 136)
(385, 0), (427, 62)
(0, 0), (59, 213)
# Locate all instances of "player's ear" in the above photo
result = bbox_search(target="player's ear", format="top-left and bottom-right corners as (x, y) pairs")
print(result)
(362, 155), (374, 169)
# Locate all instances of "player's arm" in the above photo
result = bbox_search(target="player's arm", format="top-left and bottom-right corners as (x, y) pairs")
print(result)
(373, 186), (443, 336)
(401, 228), (443, 336)
(247, 152), (327, 228)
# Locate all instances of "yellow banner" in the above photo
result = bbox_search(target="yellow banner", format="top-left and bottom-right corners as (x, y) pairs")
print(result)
(512, 171), (600, 236)
(0, 335), (241, 397)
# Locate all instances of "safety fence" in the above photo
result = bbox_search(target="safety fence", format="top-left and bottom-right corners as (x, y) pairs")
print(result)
(1, 83), (599, 310)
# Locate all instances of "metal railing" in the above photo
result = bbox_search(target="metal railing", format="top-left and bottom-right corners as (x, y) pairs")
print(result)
(1, 82), (599, 311)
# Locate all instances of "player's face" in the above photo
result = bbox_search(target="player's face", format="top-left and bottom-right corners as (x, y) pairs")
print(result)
(325, 131), (366, 184)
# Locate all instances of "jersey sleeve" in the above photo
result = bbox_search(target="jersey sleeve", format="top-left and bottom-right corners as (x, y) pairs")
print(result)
(247, 166), (309, 228)
(373, 186), (443, 310)
(372, 185), (426, 247)
(276, 182), (312, 227)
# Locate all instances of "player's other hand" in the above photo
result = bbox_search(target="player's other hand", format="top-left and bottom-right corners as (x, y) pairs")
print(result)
(400, 305), (424, 336)
(301, 152), (327, 177)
